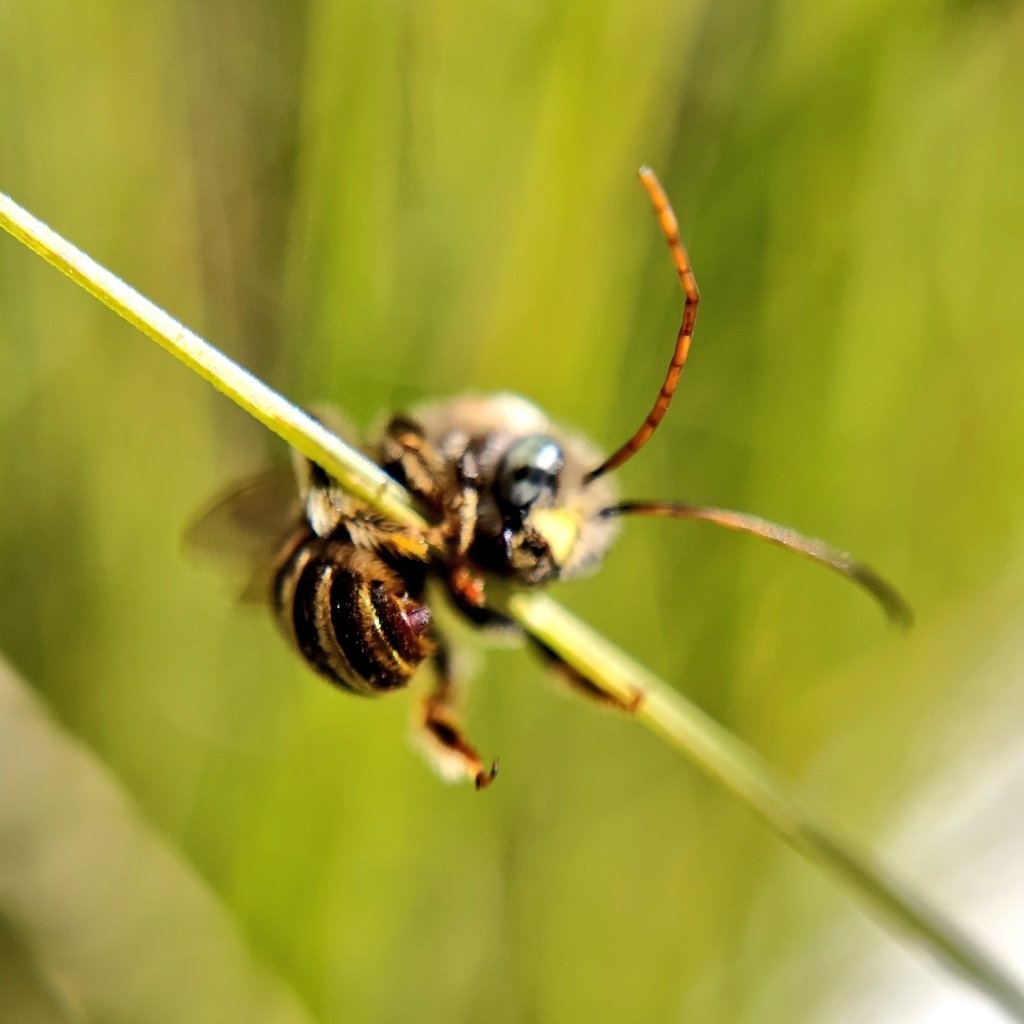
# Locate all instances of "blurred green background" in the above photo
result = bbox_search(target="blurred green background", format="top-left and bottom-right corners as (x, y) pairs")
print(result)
(2, 1), (1024, 1021)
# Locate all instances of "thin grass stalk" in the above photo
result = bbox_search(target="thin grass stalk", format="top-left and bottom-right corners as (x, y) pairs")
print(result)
(2, 190), (1023, 1021)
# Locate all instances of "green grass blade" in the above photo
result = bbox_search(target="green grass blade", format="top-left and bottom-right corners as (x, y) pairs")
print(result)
(508, 592), (1024, 1022)
(0, 192), (424, 534)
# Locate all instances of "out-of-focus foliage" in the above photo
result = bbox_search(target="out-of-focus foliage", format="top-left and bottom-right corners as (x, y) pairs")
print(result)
(1, 1), (1023, 1021)
(0, 655), (315, 1024)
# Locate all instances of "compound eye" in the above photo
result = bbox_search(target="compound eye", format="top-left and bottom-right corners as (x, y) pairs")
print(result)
(496, 434), (564, 515)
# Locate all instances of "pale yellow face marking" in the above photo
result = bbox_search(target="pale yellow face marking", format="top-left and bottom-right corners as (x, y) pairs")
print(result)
(529, 508), (581, 567)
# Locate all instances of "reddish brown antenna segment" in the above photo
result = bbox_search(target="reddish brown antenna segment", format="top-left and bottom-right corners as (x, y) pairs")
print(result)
(585, 167), (700, 484)
(602, 501), (913, 628)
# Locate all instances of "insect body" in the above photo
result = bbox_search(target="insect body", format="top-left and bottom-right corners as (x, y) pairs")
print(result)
(272, 528), (432, 696)
(192, 168), (910, 790)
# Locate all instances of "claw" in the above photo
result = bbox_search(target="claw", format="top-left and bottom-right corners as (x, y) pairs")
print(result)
(474, 758), (500, 791)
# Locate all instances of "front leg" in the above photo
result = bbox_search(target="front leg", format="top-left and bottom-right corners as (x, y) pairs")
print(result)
(415, 640), (499, 791)
(379, 419), (483, 560)
(379, 416), (449, 512)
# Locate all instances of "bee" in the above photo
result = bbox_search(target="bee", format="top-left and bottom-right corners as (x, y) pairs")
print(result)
(190, 168), (910, 790)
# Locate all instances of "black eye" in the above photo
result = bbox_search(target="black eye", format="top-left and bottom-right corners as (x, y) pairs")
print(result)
(496, 434), (564, 515)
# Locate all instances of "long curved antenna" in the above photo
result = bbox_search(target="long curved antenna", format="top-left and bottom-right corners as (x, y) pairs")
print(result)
(584, 167), (700, 484)
(602, 502), (913, 628)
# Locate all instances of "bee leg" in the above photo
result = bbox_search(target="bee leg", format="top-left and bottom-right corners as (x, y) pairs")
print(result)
(379, 419), (484, 561)
(450, 451), (480, 557)
(528, 637), (644, 713)
(416, 644), (499, 790)
(448, 564), (488, 611)
(379, 417), (447, 511)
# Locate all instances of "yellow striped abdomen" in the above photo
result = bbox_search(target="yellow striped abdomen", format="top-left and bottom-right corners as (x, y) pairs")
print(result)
(272, 532), (433, 695)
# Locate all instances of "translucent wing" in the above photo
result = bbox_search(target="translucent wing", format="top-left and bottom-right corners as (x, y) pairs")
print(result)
(184, 467), (301, 602)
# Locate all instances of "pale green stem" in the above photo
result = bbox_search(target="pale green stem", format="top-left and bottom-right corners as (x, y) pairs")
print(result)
(3, 190), (1023, 1021)
(508, 593), (1024, 1021)
(0, 193), (424, 533)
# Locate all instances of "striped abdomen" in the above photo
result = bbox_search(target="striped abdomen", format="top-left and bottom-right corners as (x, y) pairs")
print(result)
(272, 531), (433, 695)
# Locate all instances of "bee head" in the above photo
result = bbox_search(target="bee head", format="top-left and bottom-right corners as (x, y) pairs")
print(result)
(485, 433), (566, 584)
(474, 429), (618, 586)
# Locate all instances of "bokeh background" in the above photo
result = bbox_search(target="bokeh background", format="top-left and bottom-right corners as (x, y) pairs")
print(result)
(2, 1), (1024, 1021)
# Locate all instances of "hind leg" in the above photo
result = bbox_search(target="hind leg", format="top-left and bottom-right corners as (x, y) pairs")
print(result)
(528, 637), (644, 713)
(415, 641), (499, 791)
